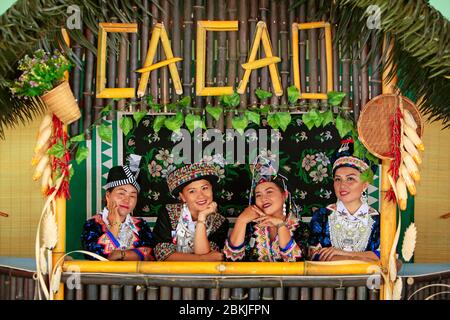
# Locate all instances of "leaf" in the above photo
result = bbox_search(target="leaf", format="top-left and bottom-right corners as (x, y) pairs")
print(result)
(259, 105), (270, 116)
(401, 223), (417, 262)
(47, 141), (65, 158)
(98, 124), (113, 143)
(287, 85), (300, 104)
(119, 117), (134, 136)
(185, 114), (205, 133)
(267, 114), (279, 129)
(302, 109), (320, 130)
(153, 115), (166, 133)
(321, 109), (334, 127)
(75, 145), (89, 165)
(360, 168), (374, 184)
(328, 91), (347, 107)
(275, 112), (292, 131)
(245, 110), (260, 125)
(206, 105), (223, 121)
(101, 105), (113, 117)
(164, 112), (184, 132)
(69, 166), (75, 180)
(69, 133), (85, 143)
(255, 88), (272, 100)
(221, 93), (240, 108)
(133, 110), (148, 126)
(178, 96), (191, 108)
(335, 114), (354, 138)
(232, 116), (248, 135)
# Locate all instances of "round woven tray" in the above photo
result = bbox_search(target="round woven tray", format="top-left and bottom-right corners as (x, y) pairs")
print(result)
(357, 94), (423, 160)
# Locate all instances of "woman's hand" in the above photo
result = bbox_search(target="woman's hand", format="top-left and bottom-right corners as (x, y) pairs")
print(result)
(253, 215), (285, 228)
(200, 250), (224, 261)
(316, 247), (349, 261)
(198, 201), (217, 221)
(106, 198), (121, 226)
(236, 205), (260, 225)
(108, 250), (123, 261)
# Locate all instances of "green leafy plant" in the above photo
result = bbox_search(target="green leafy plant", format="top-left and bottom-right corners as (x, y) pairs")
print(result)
(9, 49), (72, 98)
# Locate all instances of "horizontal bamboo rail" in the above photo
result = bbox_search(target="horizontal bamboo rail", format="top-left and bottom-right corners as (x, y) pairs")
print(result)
(62, 260), (380, 275)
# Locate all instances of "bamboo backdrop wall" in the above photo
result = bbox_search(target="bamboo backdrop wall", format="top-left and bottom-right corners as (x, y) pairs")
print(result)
(414, 121), (450, 263)
(0, 115), (45, 258)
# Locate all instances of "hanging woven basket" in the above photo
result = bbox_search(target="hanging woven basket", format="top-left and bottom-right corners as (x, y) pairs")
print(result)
(41, 81), (81, 125)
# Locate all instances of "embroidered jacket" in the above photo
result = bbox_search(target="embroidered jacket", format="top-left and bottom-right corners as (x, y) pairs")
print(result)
(81, 213), (155, 261)
(223, 213), (309, 262)
(153, 203), (230, 261)
(309, 202), (380, 259)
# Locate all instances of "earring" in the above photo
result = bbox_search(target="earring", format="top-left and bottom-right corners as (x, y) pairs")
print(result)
(283, 203), (287, 216)
(361, 189), (368, 204)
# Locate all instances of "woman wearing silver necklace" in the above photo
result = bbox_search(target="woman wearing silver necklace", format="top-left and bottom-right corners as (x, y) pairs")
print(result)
(153, 162), (229, 261)
(309, 137), (380, 262)
(223, 156), (309, 262)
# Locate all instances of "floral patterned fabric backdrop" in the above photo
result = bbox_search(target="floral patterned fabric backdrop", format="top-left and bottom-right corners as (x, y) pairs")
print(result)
(123, 114), (344, 219)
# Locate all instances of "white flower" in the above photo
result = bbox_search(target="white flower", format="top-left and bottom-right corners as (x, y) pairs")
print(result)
(171, 131), (184, 143)
(152, 192), (160, 200)
(202, 132), (211, 141)
(260, 149), (277, 162)
(161, 164), (176, 178)
(225, 131), (235, 142)
(224, 191), (233, 200)
(296, 119), (304, 126)
(156, 149), (174, 167)
(142, 205), (150, 212)
(212, 153), (227, 167)
(323, 189), (332, 199)
(201, 155), (213, 165)
(315, 152), (330, 166)
(309, 164), (328, 182)
(151, 133), (160, 142)
(271, 131), (283, 142)
(300, 132), (308, 141)
(320, 131), (332, 142)
(299, 190), (308, 199)
(142, 120), (150, 127)
(302, 154), (316, 171)
(283, 165), (291, 173)
(245, 131), (258, 142)
(215, 166), (226, 180)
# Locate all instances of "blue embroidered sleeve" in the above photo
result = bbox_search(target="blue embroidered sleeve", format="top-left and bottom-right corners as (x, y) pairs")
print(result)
(309, 207), (332, 248)
(132, 218), (156, 261)
(367, 214), (381, 257)
(80, 218), (109, 259)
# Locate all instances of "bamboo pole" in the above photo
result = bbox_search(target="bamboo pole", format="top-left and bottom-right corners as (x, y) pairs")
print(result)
(307, 0), (318, 104)
(117, 32), (128, 111)
(226, 0), (238, 129)
(319, 18), (327, 107)
(130, 8), (139, 112)
(53, 28), (70, 301)
(215, 0), (227, 130)
(361, 43), (369, 107)
(194, 0), (205, 110)
(352, 44), (361, 120)
(63, 260), (378, 275)
(151, 1), (160, 105)
(183, 0), (193, 99)
(83, 29), (95, 139)
(249, 0), (258, 106)
(379, 36), (398, 300)
(279, 0), (289, 106)
(269, 0), (279, 108)
(70, 42), (82, 136)
(160, 0), (170, 107)
(371, 33), (382, 98)
(141, 0), (150, 109)
(205, 0), (215, 128)
(288, 0), (295, 78)
(238, 0), (249, 111)
(172, 0), (181, 103)
(107, 17), (118, 118)
(299, 2), (307, 96)
(259, 0), (269, 106)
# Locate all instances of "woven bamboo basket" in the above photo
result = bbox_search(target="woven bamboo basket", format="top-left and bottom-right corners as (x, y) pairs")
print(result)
(41, 81), (81, 125)
(357, 94), (423, 160)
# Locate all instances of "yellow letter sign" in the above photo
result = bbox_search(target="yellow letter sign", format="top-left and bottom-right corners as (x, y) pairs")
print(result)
(237, 21), (282, 96)
(96, 23), (138, 98)
(196, 21), (238, 96)
(137, 23), (183, 97)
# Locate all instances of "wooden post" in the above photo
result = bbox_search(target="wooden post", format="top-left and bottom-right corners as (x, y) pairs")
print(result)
(379, 36), (398, 300)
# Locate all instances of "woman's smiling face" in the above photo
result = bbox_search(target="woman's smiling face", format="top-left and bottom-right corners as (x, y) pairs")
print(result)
(179, 179), (213, 215)
(333, 166), (368, 206)
(106, 184), (138, 217)
(254, 182), (286, 217)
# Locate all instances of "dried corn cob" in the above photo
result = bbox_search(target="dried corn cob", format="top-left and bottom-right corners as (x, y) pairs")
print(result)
(403, 122), (424, 151)
(402, 109), (418, 130)
(396, 176), (408, 211)
(400, 164), (416, 196)
(38, 114), (53, 134)
(34, 126), (52, 154)
(41, 165), (52, 195)
(33, 155), (49, 181)
(403, 152), (421, 182)
(403, 134), (422, 165)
